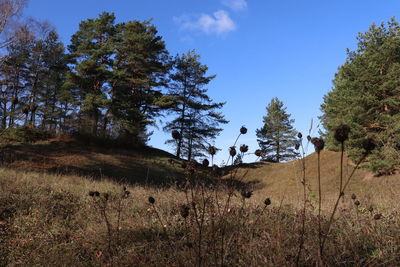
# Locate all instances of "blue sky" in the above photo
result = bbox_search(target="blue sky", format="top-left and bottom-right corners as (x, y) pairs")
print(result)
(24, 0), (400, 164)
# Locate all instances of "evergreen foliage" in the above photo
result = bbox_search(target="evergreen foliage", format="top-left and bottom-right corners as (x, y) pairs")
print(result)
(321, 18), (400, 174)
(67, 12), (116, 136)
(164, 50), (227, 160)
(256, 97), (298, 162)
(112, 20), (171, 145)
(0, 11), (226, 158)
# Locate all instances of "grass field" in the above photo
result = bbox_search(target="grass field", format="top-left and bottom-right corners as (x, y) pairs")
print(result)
(1, 140), (399, 266)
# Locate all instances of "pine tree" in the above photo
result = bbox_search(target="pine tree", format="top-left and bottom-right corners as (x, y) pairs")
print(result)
(164, 50), (227, 160)
(0, 23), (68, 131)
(321, 18), (400, 174)
(0, 25), (32, 128)
(36, 30), (68, 132)
(67, 12), (116, 136)
(111, 20), (170, 145)
(256, 97), (298, 162)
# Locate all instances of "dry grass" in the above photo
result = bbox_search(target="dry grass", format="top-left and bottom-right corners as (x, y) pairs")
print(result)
(0, 137), (185, 186)
(0, 140), (400, 266)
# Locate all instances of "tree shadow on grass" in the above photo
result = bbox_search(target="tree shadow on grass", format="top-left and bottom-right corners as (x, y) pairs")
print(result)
(0, 141), (265, 190)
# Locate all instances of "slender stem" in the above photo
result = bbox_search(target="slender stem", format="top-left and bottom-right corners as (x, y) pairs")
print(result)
(100, 200), (113, 265)
(233, 133), (241, 147)
(339, 142), (344, 192)
(225, 133), (241, 164)
(320, 153), (367, 255)
(296, 141), (307, 266)
(317, 152), (322, 257)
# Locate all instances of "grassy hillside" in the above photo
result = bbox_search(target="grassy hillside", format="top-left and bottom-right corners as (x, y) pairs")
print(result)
(0, 137), (186, 186)
(1, 139), (400, 266)
(228, 150), (400, 208)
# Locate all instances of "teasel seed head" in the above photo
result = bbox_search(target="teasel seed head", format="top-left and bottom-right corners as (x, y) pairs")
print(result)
(351, 193), (357, 200)
(297, 132), (303, 139)
(295, 143), (300, 150)
(354, 200), (360, 206)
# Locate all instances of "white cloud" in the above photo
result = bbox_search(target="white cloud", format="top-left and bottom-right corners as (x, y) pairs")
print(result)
(222, 0), (248, 12)
(174, 10), (236, 35)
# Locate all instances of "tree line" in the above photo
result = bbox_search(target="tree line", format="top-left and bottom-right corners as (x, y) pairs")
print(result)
(0, 5), (227, 161)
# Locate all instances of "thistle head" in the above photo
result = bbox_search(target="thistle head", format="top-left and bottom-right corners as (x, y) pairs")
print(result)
(241, 190), (253, 199)
(311, 137), (324, 153)
(334, 124), (350, 143)
(362, 138), (376, 154)
(148, 196), (155, 204)
(255, 149), (265, 157)
(229, 146), (237, 157)
(295, 143), (300, 150)
(202, 158), (209, 167)
(240, 126), (248, 135)
(208, 146), (217, 156)
(240, 144), (249, 153)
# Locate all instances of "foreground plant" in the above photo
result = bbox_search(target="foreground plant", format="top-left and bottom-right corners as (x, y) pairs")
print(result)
(320, 135), (376, 255)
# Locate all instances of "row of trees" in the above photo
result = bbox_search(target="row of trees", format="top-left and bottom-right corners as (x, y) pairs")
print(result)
(0, 4), (227, 160)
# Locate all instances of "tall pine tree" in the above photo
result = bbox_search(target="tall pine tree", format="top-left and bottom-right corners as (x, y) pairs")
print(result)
(321, 18), (400, 174)
(111, 20), (170, 145)
(164, 50), (227, 160)
(256, 97), (298, 162)
(67, 12), (116, 136)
